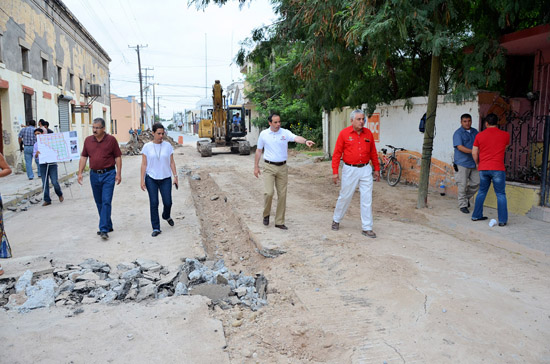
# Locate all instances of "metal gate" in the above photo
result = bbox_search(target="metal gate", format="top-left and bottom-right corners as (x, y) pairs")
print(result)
(541, 116), (550, 207)
(58, 99), (70, 132)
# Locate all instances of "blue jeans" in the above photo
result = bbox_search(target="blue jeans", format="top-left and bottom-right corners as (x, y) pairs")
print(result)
(90, 169), (116, 233)
(472, 170), (508, 224)
(23, 145), (40, 179)
(40, 164), (62, 203)
(145, 175), (172, 231)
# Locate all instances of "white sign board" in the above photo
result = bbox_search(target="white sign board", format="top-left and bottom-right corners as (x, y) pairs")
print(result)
(37, 131), (80, 164)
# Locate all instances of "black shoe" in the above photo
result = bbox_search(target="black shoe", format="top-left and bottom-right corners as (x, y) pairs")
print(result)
(460, 207), (469, 214)
(97, 228), (114, 235)
(331, 221), (339, 231)
(468, 201), (471, 208)
(263, 216), (269, 226)
(152, 230), (161, 237)
(471, 216), (488, 221)
(275, 224), (288, 230)
(100, 232), (109, 240)
(498, 222), (507, 226)
(166, 218), (174, 226)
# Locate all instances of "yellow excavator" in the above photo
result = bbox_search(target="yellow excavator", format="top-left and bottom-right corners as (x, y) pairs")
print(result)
(196, 80), (250, 157)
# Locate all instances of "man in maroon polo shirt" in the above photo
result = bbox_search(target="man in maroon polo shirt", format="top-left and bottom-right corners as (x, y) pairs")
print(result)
(78, 118), (122, 240)
(331, 109), (380, 238)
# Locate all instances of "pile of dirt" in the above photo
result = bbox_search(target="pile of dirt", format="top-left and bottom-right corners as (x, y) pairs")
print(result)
(120, 130), (180, 155)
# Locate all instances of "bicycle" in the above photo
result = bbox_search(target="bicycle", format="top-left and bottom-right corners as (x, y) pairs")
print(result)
(379, 145), (405, 186)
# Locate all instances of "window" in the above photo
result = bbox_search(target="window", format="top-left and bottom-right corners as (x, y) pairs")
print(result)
(57, 66), (62, 86)
(79, 77), (83, 94)
(69, 72), (74, 90)
(42, 58), (48, 81)
(21, 47), (30, 73)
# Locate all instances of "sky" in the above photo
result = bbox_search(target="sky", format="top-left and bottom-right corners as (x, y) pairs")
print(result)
(62, 0), (277, 119)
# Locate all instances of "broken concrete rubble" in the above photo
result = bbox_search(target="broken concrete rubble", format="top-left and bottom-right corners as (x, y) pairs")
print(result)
(120, 130), (180, 155)
(1, 257), (268, 313)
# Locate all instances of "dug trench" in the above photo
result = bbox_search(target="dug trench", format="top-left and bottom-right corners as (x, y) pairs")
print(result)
(184, 159), (351, 363)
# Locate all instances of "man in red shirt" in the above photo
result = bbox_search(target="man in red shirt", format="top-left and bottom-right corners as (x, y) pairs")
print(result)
(471, 113), (510, 226)
(78, 118), (122, 239)
(331, 110), (380, 238)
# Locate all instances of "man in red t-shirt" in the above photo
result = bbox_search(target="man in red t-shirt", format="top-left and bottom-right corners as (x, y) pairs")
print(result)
(331, 110), (380, 238)
(78, 118), (122, 240)
(471, 113), (510, 226)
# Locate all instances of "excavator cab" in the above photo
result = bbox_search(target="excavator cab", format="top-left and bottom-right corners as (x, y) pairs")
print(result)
(197, 80), (251, 157)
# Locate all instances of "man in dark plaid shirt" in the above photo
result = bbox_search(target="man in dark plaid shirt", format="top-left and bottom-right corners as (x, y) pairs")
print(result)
(18, 120), (40, 180)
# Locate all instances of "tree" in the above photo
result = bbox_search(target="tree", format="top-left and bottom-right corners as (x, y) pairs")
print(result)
(192, 0), (550, 206)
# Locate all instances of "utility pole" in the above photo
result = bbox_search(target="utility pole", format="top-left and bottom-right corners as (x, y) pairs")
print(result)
(205, 33), (208, 98)
(129, 44), (148, 129)
(142, 67), (154, 129)
(152, 83), (156, 123)
(157, 97), (160, 121)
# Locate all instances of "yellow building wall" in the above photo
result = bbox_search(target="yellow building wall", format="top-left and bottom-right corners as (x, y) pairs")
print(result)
(483, 183), (540, 216)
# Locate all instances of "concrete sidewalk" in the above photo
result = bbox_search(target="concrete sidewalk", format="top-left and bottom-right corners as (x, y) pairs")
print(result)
(1, 159), (80, 208)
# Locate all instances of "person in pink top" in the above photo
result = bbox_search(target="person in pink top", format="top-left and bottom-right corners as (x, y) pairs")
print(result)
(471, 113), (510, 226)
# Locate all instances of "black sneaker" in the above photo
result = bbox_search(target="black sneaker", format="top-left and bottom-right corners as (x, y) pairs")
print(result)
(100, 232), (109, 240)
(460, 207), (469, 214)
(97, 228), (114, 235)
(152, 230), (162, 237)
(166, 218), (174, 227)
(471, 216), (488, 221)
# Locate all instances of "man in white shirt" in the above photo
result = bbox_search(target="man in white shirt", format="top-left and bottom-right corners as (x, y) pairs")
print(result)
(254, 113), (315, 229)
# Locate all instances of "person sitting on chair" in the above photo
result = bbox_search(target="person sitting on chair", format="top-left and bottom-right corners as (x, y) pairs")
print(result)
(232, 113), (241, 132)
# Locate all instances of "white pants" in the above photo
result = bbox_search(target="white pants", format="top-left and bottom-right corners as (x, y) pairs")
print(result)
(333, 164), (374, 231)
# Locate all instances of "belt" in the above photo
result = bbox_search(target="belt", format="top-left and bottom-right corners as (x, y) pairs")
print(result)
(344, 162), (367, 168)
(91, 166), (115, 174)
(264, 160), (286, 166)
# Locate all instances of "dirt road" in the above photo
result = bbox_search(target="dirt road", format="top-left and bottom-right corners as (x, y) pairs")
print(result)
(1, 143), (549, 363)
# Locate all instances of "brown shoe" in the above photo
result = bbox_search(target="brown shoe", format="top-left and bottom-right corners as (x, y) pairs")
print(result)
(362, 230), (376, 238)
(59, 195), (64, 203)
(263, 216), (269, 226)
(42, 201), (51, 206)
(275, 224), (288, 230)
(331, 221), (339, 231)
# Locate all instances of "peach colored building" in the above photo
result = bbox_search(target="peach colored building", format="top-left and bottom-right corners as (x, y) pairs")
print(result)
(110, 94), (140, 143)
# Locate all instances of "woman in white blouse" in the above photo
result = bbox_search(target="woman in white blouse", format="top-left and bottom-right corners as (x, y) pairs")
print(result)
(140, 123), (178, 237)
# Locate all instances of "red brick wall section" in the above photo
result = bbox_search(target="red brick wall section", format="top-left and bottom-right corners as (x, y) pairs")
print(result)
(42, 91), (52, 99)
(0, 78), (9, 89)
(381, 150), (458, 197)
(22, 85), (34, 95)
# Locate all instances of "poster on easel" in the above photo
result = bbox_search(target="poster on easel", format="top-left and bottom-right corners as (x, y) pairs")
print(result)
(37, 131), (80, 164)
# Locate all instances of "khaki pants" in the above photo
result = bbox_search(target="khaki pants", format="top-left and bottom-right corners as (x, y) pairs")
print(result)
(263, 163), (288, 225)
(455, 165), (480, 208)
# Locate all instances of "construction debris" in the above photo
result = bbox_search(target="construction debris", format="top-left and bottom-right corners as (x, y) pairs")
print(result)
(0, 258), (268, 313)
(120, 130), (180, 155)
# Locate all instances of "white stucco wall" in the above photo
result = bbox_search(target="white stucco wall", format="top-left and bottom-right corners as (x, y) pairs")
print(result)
(323, 96), (479, 164)
(373, 96), (479, 163)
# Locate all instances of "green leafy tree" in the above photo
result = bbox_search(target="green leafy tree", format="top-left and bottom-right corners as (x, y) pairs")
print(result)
(191, 0), (549, 204)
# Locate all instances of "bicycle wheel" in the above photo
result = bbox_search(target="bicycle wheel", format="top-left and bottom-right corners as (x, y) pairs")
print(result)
(386, 159), (402, 186)
(378, 157), (386, 179)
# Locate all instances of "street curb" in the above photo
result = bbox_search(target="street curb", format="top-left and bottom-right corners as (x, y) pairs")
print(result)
(3, 171), (81, 209)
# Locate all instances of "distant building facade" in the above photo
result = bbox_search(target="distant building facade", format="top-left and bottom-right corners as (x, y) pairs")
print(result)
(111, 94), (140, 143)
(0, 0), (111, 165)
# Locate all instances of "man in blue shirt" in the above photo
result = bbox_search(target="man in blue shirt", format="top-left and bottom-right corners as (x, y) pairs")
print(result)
(18, 119), (40, 180)
(232, 113), (241, 132)
(453, 113), (479, 213)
